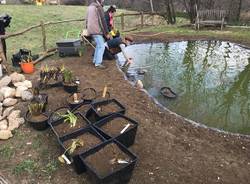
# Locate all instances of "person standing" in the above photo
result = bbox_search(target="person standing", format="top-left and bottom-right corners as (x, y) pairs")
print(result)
(104, 5), (116, 32)
(86, 0), (110, 69)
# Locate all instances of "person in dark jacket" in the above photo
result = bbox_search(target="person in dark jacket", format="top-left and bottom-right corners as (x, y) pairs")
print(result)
(104, 5), (116, 32)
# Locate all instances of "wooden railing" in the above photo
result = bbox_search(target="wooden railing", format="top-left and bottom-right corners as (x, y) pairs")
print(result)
(0, 12), (161, 66)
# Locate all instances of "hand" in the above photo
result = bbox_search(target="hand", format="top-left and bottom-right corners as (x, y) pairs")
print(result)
(106, 34), (111, 40)
(127, 58), (133, 65)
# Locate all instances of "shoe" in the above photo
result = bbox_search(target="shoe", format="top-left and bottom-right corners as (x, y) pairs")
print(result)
(95, 64), (107, 69)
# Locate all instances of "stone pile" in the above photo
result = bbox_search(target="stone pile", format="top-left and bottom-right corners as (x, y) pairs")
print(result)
(0, 72), (33, 140)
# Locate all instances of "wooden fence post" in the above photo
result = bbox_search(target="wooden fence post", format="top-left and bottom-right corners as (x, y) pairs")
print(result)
(121, 13), (125, 31)
(140, 12), (144, 28)
(41, 21), (47, 52)
(0, 39), (7, 64)
(152, 14), (155, 25)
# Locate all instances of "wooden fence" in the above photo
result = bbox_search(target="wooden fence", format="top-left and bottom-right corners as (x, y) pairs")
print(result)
(0, 12), (161, 66)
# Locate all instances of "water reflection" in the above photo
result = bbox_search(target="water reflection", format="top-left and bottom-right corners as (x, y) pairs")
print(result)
(117, 41), (250, 134)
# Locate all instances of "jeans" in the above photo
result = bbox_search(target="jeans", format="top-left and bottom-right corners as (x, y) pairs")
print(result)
(92, 35), (105, 66)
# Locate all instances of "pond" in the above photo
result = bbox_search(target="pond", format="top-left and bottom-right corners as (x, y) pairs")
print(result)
(117, 41), (250, 135)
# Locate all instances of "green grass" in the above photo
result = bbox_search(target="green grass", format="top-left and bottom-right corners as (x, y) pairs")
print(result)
(0, 145), (14, 160)
(13, 159), (38, 175)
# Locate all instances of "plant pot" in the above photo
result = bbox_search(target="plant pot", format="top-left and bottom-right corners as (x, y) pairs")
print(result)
(80, 139), (137, 184)
(82, 88), (97, 104)
(48, 106), (72, 125)
(32, 93), (48, 112)
(93, 113), (138, 147)
(63, 82), (78, 93)
(58, 126), (106, 174)
(25, 111), (49, 131)
(67, 93), (84, 110)
(71, 103), (92, 116)
(49, 112), (90, 139)
(94, 91), (111, 103)
(21, 62), (35, 74)
(86, 99), (125, 124)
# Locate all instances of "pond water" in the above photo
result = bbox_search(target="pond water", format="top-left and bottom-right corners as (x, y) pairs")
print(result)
(117, 41), (250, 135)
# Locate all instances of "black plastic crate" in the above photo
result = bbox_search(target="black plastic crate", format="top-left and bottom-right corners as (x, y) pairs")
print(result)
(80, 139), (137, 184)
(56, 39), (82, 57)
(49, 112), (90, 139)
(86, 99), (125, 124)
(71, 103), (92, 116)
(58, 126), (106, 174)
(93, 113), (138, 147)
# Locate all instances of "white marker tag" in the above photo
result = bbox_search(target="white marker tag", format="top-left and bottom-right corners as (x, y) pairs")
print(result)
(62, 154), (72, 165)
(120, 124), (131, 134)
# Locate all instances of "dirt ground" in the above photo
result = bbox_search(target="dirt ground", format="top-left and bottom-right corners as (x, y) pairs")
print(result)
(1, 33), (250, 184)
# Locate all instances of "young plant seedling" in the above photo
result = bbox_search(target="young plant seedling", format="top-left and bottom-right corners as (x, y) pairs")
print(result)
(63, 69), (74, 84)
(58, 138), (84, 164)
(59, 110), (77, 128)
(28, 102), (45, 116)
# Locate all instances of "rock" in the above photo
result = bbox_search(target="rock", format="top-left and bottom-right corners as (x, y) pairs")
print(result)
(3, 98), (18, 107)
(15, 86), (28, 97)
(135, 80), (143, 89)
(0, 130), (13, 140)
(7, 110), (24, 131)
(0, 87), (16, 98)
(0, 102), (2, 116)
(0, 92), (3, 102)
(0, 76), (11, 88)
(10, 72), (25, 83)
(0, 119), (8, 130)
(2, 106), (14, 119)
(14, 80), (32, 88)
(21, 90), (33, 101)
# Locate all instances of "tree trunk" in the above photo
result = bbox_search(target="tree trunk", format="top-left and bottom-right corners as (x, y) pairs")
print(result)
(149, 0), (154, 13)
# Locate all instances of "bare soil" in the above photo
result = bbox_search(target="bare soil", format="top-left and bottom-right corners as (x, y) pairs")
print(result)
(1, 33), (250, 184)
(84, 143), (132, 178)
(100, 117), (135, 137)
(29, 114), (48, 122)
(63, 132), (102, 156)
(96, 101), (123, 117)
(53, 114), (88, 137)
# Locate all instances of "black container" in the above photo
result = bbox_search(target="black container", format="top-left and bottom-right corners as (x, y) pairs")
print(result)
(93, 113), (138, 147)
(58, 126), (106, 174)
(25, 111), (49, 131)
(71, 103), (92, 116)
(82, 88), (97, 104)
(86, 99), (125, 124)
(80, 139), (137, 184)
(49, 112), (90, 139)
(48, 106), (71, 125)
(63, 83), (78, 93)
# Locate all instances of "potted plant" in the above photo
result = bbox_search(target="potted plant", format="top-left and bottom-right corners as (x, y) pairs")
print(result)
(49, 110), (89, 138)
(31, 87), (48, 111)
(20, 55), (34, 74)
(58, 126), (106, 174)
(62, 68), (78, 93)
(25, 102), (49, 130)
(40, 65), (63, 88)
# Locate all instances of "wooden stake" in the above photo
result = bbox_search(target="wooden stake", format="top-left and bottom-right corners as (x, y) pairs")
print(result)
(102, 85), (107, 98)
(121, 13), (125, 31)
(41, 21), (47, 52)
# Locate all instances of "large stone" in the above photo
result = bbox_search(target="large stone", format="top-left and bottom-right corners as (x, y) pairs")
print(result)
(0, 119), (8, 130)
(0, 87), (16, 99)
(10, 72), (25, 83)
(21, 90), (33, 101)
(14, 80), (32, 88)
(0, 76), (11, 88)
(7, 110), (24, 131)
(0, 92), (3, 102)
(3, 98), (18, 107)
(0, 130), (13, 140)
(15, 86), (28, 98)
(2, 106), (14, 119)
